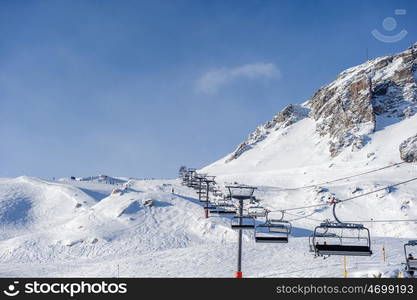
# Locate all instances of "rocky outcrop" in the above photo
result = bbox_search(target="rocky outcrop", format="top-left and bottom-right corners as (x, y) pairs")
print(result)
(309, 75), (375, 156)
(308, 43), (417, 156)
(226, 42), (417, 162)
(400, 134), (417, 162)
(372, 44), (417, 118)
(226, 104), (309, 161)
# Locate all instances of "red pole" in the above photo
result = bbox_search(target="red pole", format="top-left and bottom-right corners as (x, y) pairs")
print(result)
(235, 271), (243, 278)
(204, 208), (208, 219)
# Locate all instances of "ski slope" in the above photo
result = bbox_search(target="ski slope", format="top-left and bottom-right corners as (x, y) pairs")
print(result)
(0, 174), (414, 278)
(202, 111), (417, 238)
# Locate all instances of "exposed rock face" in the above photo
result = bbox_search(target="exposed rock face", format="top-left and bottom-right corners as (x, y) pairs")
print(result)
(371, 46), (417, 118)
(309, 75), (375, 156)
(309, 43), (417, 156)
(400, 134), (417, 162)
(226, 104), (309, 162)
(226, 42), (417, 162)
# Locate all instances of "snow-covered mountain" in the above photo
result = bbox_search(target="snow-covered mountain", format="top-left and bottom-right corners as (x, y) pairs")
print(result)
(1, 44), (417, 278)
(203, 42), (417, 173)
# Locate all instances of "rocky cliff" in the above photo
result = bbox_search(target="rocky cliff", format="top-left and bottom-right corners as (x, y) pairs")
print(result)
(226, 42), (417, 162)
(400, 134), (417, 163)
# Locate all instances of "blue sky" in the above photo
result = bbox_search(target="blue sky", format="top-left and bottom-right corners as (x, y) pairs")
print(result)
(0, 0), (416, 179)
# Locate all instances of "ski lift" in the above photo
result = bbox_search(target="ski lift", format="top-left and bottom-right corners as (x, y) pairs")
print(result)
(231, 215), (255, 229)
(226, 184), (257, 228)
(210, 206), (237, 215)
(206, 196), (218, 209)
(255, 211), (291, 243)
(404, 240), (417, 275)
(311, 200), (372, 257)
(213, 189), (223, 196)
(308, 232), (341, 253)
(207, 201), (217, 210)
(205, 204), (217, 210)
(226, 185), (257, 201)
(247, 206), (267, 218)
(211, 197), (236, 214)
(216, 197), (234, 207)
(249, 196), (259, 204)
(188, 181), (199, 188)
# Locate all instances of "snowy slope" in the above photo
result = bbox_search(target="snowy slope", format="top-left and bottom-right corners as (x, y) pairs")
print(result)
(0, 176), (96, 238)
(0, 176), (413, 278)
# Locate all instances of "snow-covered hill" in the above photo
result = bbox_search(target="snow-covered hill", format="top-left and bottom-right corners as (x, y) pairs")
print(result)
(0, 176), (412, 278)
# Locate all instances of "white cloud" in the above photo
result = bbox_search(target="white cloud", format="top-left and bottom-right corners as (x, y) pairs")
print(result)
(196, 62), (280, 94)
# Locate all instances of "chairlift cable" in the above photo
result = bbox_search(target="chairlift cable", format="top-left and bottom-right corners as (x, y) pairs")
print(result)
(263, 161), (408, 192)
(344, 219), (417, 223)
(269, 176), (417, 212)
(338, 176), (417, 204)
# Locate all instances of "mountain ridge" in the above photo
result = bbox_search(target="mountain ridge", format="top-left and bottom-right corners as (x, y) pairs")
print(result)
(223, 43), (417, 162)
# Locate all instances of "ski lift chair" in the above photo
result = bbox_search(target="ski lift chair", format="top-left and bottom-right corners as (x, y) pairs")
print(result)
(248, 206), (267, 218)
(211, 207), (237, 215)
(206, 202), (217, 210)
(226, 185), (257, 201)
(255, 211), (291, 243)
(225, 184), (257, 228)
(246, 199), (265, 218)
(213, 190), (223, 197)
(310, 199), (372, 257)
(203, 196), (217, 209)
(312, 222), (372, 256)
(188, 181), (199, 188)
(210, 201), (237, 215)
(404, 240), (417, 275)
(216, 196), (235, 208)
(309, 232), (341, 253)
(231, 215), (255, 229)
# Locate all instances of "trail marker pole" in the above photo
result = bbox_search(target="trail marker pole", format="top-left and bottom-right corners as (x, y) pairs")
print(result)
(382, 245), (386, 263)
(343, 256), (347, 278)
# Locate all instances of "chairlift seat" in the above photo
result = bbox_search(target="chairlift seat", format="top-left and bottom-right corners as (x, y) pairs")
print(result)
(255, 236), (288, 243)
(250, 212), (266, 218)
(217, 200), (234, 207)
(231, 216), (255, 229)
(210, 209), (236, 215)
(231, 224), (255, 229)
(248, 207), (266, 218)
(315, 244), (372, 256)
(407, 259), (417, 270)
(204, 205), (217, 210)
(255, 225), (290, 243)
(269, 226), (290, 234)
(217, 210), (237, 215)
